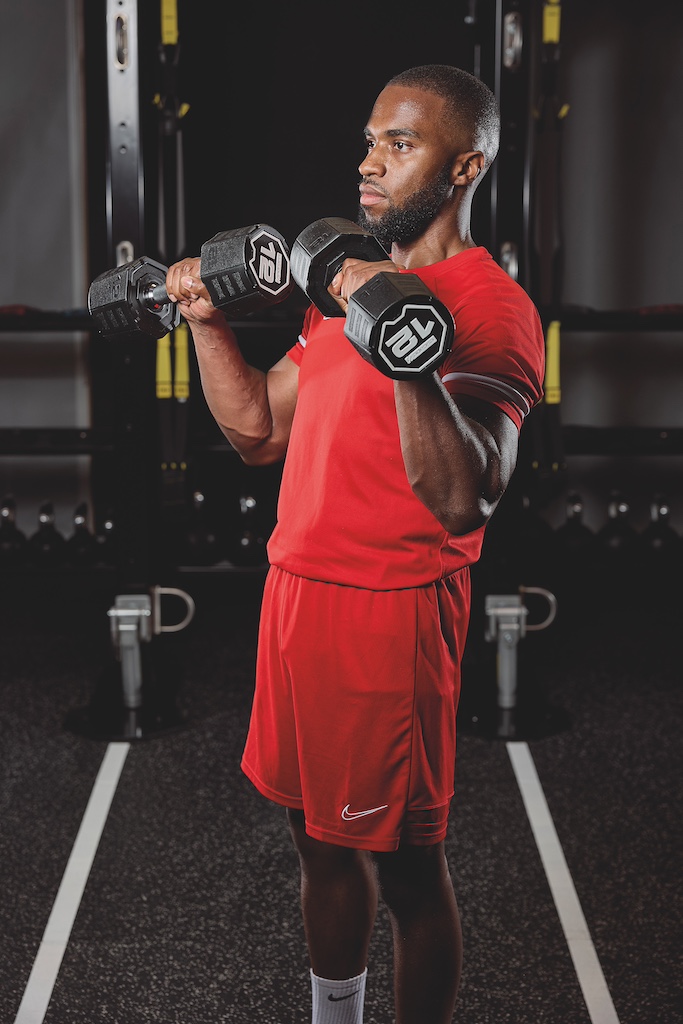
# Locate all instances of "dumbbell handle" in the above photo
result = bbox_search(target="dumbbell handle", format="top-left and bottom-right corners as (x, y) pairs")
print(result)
(146, 282), (172, 310)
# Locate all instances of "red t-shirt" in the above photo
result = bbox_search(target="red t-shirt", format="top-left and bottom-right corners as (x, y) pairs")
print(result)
(266, 247), (545, 589)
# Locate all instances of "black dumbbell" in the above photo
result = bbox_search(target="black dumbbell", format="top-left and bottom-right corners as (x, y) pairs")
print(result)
(183, 491), (221, 567)
(596, 491), (639, 556)
(0, 496), (27, 568)
(27, 501), (67, 568)
(93, 508), (117, 567)
(290, 217), (455, 380)
(88, 224), (294, 339)
(65, 502), (97, 567)
(231, 493), (267, 567)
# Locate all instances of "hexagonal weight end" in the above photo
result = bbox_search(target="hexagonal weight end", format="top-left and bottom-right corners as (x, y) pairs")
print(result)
(345, 273), (454, 379)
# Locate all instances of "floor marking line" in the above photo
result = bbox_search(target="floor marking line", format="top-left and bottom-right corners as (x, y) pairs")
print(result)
(14, 742), (130, 1024)
(507, 741), (621, 1024)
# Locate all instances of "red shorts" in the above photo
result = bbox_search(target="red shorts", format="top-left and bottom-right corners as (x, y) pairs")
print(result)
(240, 565), (471, 852)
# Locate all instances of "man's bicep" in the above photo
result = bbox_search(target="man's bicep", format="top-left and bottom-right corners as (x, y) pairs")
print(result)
(455, 394), (520, 489)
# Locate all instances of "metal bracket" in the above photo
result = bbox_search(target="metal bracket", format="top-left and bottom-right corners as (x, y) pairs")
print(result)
(485, 587), (557, 738)
(499, 240), (520, 281)
(503, 11), (524, 70)
(107, 586), (195, 738)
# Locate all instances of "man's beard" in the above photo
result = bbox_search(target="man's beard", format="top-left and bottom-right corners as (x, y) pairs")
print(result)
(357, 163), (452, 247)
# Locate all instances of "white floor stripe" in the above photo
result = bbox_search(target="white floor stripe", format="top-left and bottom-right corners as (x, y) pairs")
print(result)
(507, 741), (621, 1024)
(14, 742), (130, 1024)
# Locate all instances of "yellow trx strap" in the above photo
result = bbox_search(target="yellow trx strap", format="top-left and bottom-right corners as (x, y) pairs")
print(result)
(172, 324), (189, 471)
(160, 0), (178, 45)
(543, 0), (561, 44)
(173, 323), (190, 401)
(156, 333), (173, 399)
(545, 320), (561, 405)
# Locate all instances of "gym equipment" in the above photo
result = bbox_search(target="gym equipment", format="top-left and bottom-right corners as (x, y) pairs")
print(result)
(231, 493), (267, 567)
(64, 582), (196, 743)
(290, 217), (455, 379)
(640, 495), (679, 555)
(183, 490), (221, 566)
(291, 217), (389, 317)
(27, 501), (67, 568)
(0, 496), (27, 568)
(555, 491), (595, 556)
(105, 586), (195, 739)
(485, 586), (557, 739)
(480, 489), (557, 591)
(65, 502), (97, 567)
(153, 0), (189, 264)
(596, 491), (639, 555)
(93, 509), (117, 567)
(89, 254), (179, 339)
(88, 224), (293, 338)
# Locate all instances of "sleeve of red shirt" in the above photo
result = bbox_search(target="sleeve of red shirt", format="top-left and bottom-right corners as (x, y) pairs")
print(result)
(286, 304), (316, 367)
(438, 289), (546, 431)
(287, 289), (545, 432)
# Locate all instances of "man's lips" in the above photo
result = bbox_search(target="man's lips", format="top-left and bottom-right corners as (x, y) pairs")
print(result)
(359, 184), (386, 207)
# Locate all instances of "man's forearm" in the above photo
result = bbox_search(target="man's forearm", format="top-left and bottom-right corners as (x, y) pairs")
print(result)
(190, 319), (274, 458)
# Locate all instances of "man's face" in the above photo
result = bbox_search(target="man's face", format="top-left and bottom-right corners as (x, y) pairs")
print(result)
(357, 85), (458, 247)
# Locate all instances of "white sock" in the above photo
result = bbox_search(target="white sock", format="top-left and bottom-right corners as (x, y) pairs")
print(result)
(310, 968), (367, 1024)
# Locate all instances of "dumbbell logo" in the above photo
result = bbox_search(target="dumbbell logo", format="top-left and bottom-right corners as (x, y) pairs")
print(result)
(345, 274), (454, 380)
(377, 305), (452, 376)
(248, 228), (291, 297)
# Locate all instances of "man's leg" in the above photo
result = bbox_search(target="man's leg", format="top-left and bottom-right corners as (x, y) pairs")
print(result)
(287, 808), (378, 979)
(374, 841), (462, 1024)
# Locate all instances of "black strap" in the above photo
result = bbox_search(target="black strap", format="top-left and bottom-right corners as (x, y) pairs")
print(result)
(153, 0), (189, 262)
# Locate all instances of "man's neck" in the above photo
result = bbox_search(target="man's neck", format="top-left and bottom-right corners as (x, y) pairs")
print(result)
(390, 198), (475, 269)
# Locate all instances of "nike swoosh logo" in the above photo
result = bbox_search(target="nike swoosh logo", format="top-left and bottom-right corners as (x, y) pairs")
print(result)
(341, 803), (389, 820)
(329, 990), (360, 1002)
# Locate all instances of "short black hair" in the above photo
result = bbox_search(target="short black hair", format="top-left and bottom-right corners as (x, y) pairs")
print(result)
(386, 64), (500, 169)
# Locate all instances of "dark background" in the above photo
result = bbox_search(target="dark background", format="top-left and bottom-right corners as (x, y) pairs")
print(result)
(83, 3), (491, 276)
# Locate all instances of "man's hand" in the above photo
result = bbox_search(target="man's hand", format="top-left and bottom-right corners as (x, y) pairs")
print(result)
(165, 258), (224, 326)
(327, 258), (399, 313)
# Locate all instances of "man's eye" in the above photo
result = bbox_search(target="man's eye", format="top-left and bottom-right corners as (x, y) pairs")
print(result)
(395, 141), (407, 151)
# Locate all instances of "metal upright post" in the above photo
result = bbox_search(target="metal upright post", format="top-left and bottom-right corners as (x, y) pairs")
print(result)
(104, 0), (160, 592)
(106, 0), (145, 268)
(66, 2), (190, 741)
(492, 0), (538, 292)
(485, 587), (558, 739)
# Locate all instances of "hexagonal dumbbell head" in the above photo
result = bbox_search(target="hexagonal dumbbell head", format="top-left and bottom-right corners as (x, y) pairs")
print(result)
(345, 272), (455, 379)
(88, 257), (180, 339)
(200, 224), (293, 319)
(290, 217), (389, 319)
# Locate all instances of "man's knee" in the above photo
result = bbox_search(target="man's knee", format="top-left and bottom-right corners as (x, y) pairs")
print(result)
(287, 808), (372, 876)
(373, 842), (451, 913)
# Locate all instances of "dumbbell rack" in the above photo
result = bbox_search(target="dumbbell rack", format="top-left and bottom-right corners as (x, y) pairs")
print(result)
(0, 310), (294, 582)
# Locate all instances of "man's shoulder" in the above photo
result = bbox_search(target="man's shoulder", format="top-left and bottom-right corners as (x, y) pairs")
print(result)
(429, 247), (539, 316)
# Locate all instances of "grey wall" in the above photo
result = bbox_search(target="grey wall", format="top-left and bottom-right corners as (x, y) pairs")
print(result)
(546, 1), (683, 531)
(0, 0), (89, 538)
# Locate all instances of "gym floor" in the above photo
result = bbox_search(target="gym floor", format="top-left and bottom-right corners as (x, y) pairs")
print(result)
(1, 562), (681, 1024)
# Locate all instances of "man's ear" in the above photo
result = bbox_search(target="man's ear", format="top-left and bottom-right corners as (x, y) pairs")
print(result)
(451, 151), (486, 185)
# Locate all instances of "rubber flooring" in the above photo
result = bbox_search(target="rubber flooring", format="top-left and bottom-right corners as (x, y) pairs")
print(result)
(0, 562), (681, 1023)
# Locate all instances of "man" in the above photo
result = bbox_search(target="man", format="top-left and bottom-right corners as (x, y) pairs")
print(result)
(166, 64), (544, 1024)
